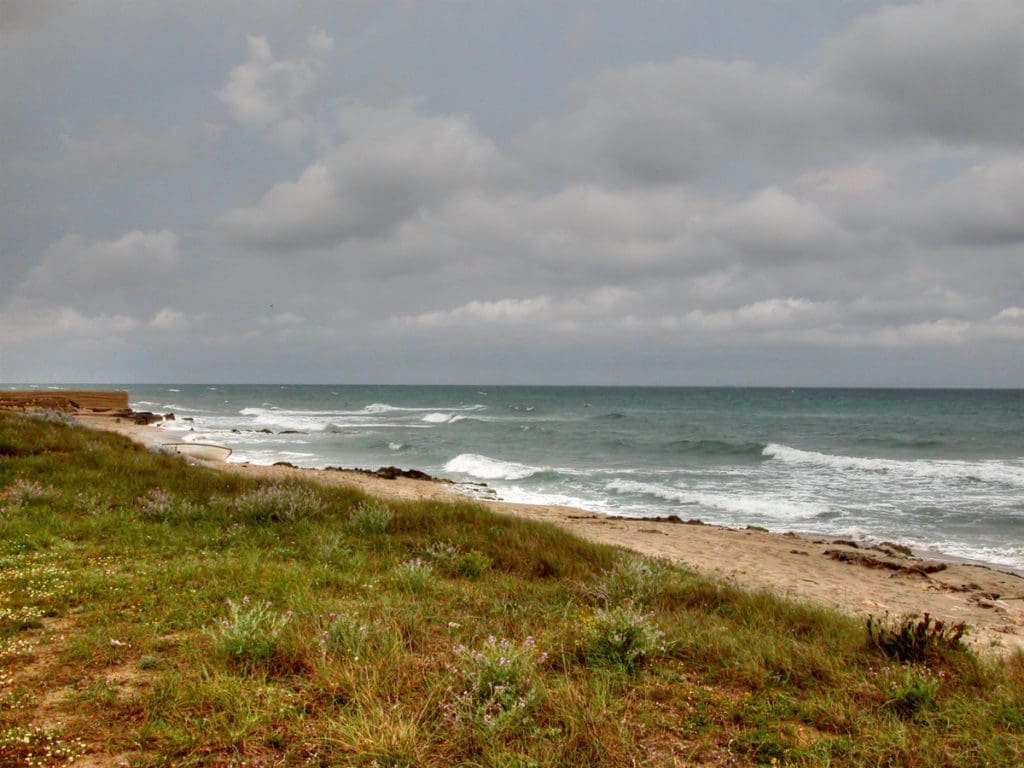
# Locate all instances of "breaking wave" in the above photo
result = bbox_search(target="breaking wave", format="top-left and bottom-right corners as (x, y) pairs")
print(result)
(444, 453), (545, 481)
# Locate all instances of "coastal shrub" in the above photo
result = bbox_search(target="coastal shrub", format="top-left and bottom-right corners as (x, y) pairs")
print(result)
(0, 478), (55, 513)
(445, 636), (546, 732)
(426, 540), (492, 579)
(26, 408), (77, 426)
(136, 487), (202, 523)
(209, 596), (291, 671)
(878, 665), (943, 718)
(585, 555), (671, 607)
(581, 604), (666, 674)
(230, 483), (327, 524)
(318, 611), (372, 659)
(343, 499), (392, 536)
(394, 557), (436, 594)
(866, 613), (967, 663)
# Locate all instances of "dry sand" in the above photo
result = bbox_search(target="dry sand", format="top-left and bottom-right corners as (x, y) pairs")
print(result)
(77, 413), (1024, 654)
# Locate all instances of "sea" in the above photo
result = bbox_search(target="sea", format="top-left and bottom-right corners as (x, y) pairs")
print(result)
(29, 385), (1024, 572)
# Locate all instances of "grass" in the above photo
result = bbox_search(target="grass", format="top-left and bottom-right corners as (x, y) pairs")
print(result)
(0, 410), (1022, 766)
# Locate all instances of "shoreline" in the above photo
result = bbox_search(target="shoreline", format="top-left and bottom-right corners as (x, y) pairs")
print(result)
(75, 412), (1024, 653)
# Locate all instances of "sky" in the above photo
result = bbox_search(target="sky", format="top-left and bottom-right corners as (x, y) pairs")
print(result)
(1, 0), (1023, 387)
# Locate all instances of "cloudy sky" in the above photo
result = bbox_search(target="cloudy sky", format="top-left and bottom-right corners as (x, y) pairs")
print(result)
(2, 1), (1022, 386)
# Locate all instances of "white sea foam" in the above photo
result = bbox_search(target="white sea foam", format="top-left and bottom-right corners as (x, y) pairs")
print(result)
(388, 442), (405, 451)
(605, 478), (827, 520)
(444, 453), (544, 480)
(763, 443), (1024, 487)
(605, 479), (693, 504)
(422, 412), (454, 423)
(492, 486), (607, 511)
(366, 402), (485, 415)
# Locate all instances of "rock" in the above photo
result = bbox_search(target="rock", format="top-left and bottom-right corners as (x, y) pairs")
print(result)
(278, 430), (308, 435)
(131, 411), (163, 425)
(746, 525), (769, 532)
(832, 539), (860, 548)
(879, 541), (913, 556)
(617, 514), (684, 524)
(825, 549), (947, 576)
(164, 413), (175, 421)
(363, 465), (434, 481)
(183, 416), (194, 422)
(255, 428), (273, 434)
(273, 461), (298, 468)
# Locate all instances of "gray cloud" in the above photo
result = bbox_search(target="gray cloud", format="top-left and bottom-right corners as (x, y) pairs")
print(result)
(220, 104), (507, 249)
(3, 1), (1024, 385)
(528, 0), (1024, 186)
(911, 157), (1024, 246)
(821, 0), (1024, 147)
(16, 230), (183, 318)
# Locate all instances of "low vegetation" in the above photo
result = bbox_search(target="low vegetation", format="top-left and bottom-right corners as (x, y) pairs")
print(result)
(0, 411), (1022, 766)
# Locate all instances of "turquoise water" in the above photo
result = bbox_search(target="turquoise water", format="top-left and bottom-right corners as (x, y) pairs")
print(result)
(48, 385), (1024, 570)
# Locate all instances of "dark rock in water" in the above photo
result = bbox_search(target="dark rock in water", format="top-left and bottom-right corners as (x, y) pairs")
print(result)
(255, 428), (273, 434)
(618, 514), (685, 524)
(360, 465), (435, 481)
(131, 411), (162, 425)
(231, 428), (240, 433)
(183, 417), (194, 422)
(164, 412), (175, 421)
(279, 430), (308, 435)
(323, 465), (449, 482)
(273, 461), (298, 468)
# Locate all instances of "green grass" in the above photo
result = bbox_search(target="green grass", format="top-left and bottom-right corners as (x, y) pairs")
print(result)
(1, 410), (1022, 766)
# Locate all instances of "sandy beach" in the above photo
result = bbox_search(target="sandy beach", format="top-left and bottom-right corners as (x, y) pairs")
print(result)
(77, 413), (1024, 654)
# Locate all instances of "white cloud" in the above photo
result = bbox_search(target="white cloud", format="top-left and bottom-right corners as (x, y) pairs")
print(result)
(398, 296), (553, 327)
(149, 308), (188, 331)
(638, 298), (836, 334)
(218, 34), (328, 127)
(994, 307), (1024, 324)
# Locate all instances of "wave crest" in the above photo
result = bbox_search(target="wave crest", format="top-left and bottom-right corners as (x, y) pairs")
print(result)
(763, 443), (1024, 487)
(444, 453), (544, 480)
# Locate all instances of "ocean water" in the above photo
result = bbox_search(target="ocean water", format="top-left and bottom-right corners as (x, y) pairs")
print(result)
(82, 385), (1024, 571)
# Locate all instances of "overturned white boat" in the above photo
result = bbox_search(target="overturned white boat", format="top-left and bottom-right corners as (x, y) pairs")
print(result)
(162, 442), (232, 462)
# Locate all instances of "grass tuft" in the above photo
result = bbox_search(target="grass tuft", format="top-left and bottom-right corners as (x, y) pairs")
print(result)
(208, 596), (292, 671)
(444, 635), (546, 732)
(344, 499), (393, 536)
